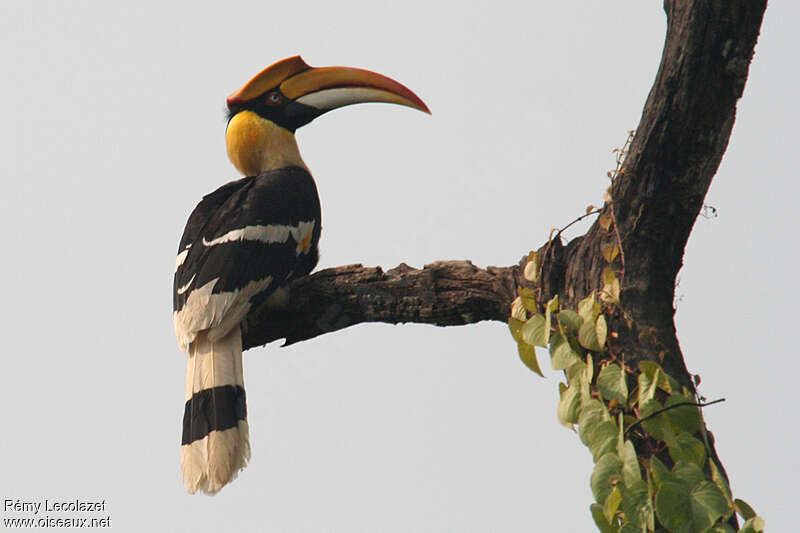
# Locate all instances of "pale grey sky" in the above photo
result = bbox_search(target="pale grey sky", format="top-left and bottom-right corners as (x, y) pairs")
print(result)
(1, 1), (795, 531)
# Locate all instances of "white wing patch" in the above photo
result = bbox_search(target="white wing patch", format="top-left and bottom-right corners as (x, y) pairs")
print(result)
(174, 275), (273, 352)
(202, 221), (315, 248)
(176, 274), (196, 295)
(175, 222), (315, 351)
(175, 245), (191, 273)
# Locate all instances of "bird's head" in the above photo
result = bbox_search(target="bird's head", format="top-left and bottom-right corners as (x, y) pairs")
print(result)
(225, 56), (430, 177)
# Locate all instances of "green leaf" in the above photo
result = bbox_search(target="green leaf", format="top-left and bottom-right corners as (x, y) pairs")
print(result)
(521, 314), (548, 347)
(578, 399), (609, 447)
(578, 291), (601, 322)
(672, 461), (706, 489)
(649, 456), (670, 487)
(618, 525), (642, 533)
(596, 315), (608, 350)
(619, 439), (641, 487)
(518, 287), (537, 312)
(600, 267), (621, 305)
(738, 516), (765, 533)
(638, 398), (667, 441)
(508, 317), (524, 342)
(591, 453), (623, 504)
(677, 440), (709, 472)
(550, 332), (583, 370)
(668, 375), (682, 395)
(619, 478), (652, 532)
(601, 279), (620, 305)
(579, 319), (603, 351)
(510, 297), (526, 321)
(558, 309), (583, 332)
(664, 430), (707, 466)
(564, 356), (594, 390)
(557, 382), (580, 429)
(665, 394), (702, 435)
(543, 296), (557, 346)
(734, 499), (757, 521)
(588, 420), (619, 462)
(597, 363), (628, 404)
(689, 481), (729, 531)
(709, 460), (734, 516)
(639, 361), (672, 394)
(655, 480), (693, 533)
(517, 341), (543, 376)
(637, 369), (661, 406)
(603, 486), (623, 524)
(591, 503), (619, 533)
(543, 310), (552, 346)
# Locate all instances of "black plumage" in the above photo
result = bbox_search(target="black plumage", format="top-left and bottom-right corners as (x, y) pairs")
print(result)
(181, 385), (246, 446)
(173, 165), (321, 316)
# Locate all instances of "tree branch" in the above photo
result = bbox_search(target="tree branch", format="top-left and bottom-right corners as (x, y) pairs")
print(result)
(243, 260), (525, 350)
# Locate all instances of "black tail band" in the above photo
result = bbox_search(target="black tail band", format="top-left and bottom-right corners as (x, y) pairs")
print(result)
(182, 385), (247, 445)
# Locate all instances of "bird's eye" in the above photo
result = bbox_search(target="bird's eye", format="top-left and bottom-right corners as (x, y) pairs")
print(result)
(265, 91), (283, 106)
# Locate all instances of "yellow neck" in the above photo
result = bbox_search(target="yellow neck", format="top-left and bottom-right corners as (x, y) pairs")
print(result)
(226, 110), (307, 176)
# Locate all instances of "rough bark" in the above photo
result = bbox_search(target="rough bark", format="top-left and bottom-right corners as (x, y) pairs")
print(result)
(242, 260), (526, 348)
(556, 0), (768, 386)
(244, 0), (766, 525)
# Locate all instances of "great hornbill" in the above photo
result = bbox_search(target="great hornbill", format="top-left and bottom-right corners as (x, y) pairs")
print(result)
(173, 56), (429, 494)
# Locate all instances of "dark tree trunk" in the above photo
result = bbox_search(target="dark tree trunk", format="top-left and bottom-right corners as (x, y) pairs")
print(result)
(243, 0), (767, 525)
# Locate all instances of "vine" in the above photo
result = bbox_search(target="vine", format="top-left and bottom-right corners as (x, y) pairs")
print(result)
(507, 138), (764, 532)
(508, 274), (763, 532)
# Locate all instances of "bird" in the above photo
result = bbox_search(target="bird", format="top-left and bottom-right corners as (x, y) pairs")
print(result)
(173, 56), (429, 494)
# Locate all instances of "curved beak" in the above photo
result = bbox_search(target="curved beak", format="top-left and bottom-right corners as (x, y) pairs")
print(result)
(280, 66), (430, 114)
(227, 56), (430, 115)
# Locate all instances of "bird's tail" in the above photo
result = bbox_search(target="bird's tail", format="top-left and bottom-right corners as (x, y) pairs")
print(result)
(181, 326), (250, 494)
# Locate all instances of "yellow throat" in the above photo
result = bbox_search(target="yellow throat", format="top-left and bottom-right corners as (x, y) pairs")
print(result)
(226, 110), (307, 176)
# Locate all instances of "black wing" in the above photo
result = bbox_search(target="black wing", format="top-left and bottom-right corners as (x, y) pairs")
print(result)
(173, 166), (321, 345)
